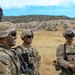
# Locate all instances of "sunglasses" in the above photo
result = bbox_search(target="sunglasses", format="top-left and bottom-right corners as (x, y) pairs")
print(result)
(24, 35), (34, 39)
(66, 34), (74, 38)
(10, 31), (17, 37)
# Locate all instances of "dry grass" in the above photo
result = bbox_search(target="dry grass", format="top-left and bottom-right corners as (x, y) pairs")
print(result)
(16, 30), (66, 75)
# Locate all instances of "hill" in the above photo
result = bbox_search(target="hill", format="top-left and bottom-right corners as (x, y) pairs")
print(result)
(1, 15), (74, 23)
(1, 15), (75, 31)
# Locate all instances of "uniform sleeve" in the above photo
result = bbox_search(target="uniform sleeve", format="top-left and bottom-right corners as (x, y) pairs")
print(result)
(16, 46), (23, 54)
(32, 48), (41, 68)
(56, 45), (70, 69)
(0, 52), (11, 75)
(32, 48), (41, 74)
(0, 62), (7, 73)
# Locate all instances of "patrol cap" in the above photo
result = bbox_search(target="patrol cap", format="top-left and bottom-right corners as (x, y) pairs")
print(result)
(0, 22), (16, 38)
(63, 29), (75, 37)
(21, 29), (34, 39)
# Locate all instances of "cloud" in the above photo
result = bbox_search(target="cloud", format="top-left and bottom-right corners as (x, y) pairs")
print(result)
(0, 0), (75, 9)
(40, 9), (72, 12)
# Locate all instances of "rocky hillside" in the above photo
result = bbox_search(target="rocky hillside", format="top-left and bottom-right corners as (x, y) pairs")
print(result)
(1, 15), (75, 31)
(15, 20), (75, 31)
(1, 15), (74, 23)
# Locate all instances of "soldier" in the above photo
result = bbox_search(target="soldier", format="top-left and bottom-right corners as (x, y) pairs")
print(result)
(56, 29), (75, 75)
(0, 22), (21, 75)
(16, 29), (41, 75)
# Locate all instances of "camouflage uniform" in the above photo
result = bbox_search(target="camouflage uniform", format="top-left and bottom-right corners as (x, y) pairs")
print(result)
(0, 46), (20, 75)
(0, 22), (21, 75)
(16, 29), (41, 75)
(56, 29), (75, 75)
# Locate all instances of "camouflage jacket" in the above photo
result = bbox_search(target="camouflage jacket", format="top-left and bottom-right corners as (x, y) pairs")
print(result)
(16, 44), (41, 74)
(56, 43), (75, 75)
(0, 44), (21, 75)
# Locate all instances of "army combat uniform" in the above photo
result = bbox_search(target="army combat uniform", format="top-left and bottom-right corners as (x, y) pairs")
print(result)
(16, 44), (41, 75)
(0, 22), (21, 75)
(56, 43), (75, 75)
(0, 44), (20, 75)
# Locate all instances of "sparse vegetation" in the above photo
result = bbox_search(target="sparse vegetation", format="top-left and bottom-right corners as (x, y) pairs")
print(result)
(13, 20), (75, 31)
(2, 15), (73, 23)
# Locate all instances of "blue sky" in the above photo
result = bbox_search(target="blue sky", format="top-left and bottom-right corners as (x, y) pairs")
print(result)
(0, 0), (75, 18)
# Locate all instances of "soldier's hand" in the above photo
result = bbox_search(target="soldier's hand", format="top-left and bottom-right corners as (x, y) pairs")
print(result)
(68, 63), (74, 68)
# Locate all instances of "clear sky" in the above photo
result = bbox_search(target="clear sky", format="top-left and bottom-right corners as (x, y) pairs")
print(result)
(0, 0), (75, 18)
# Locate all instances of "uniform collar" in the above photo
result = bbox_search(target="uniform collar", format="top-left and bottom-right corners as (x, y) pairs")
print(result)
(22, 43), (32, 49)
(66, 42), (74, 47)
